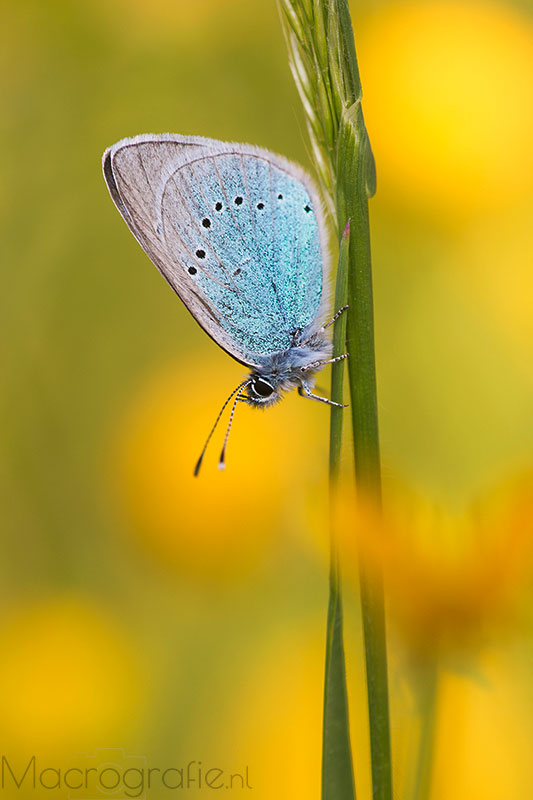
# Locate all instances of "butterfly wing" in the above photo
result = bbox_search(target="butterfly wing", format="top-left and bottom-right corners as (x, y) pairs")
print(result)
(103, 133), (329, 368)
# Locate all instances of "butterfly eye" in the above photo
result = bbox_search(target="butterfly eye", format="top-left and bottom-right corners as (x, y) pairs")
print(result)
(251, 378), (274, 398)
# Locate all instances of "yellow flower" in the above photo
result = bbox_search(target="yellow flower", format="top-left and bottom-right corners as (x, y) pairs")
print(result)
(0, 597), (144, 756)
(337, 473), (533, 657)
(431, 650), (531, 800)
(191, 629), (370, 800)
(194, 624), (531, 800)
(357, 1), (533, 222)
(110, 356), (328, 578)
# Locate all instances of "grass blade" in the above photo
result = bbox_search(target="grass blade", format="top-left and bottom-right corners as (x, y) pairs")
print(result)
(323, 221), (355, 800)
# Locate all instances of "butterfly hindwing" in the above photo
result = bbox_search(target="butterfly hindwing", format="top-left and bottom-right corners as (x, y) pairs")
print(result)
(103, 134), (328, 366)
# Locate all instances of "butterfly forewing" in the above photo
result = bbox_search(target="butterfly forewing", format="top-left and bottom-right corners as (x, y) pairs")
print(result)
(103, 134), (328, 366)
(162, 155), (285, 353)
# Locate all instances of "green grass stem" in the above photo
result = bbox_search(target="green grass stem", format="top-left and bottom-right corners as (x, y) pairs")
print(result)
(322, 222), (356, 800)
(278, 2), (393, 799)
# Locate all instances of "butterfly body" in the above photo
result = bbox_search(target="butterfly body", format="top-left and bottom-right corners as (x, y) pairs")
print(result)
(244, 329), (332, 407)
(103, 133), (345, 468)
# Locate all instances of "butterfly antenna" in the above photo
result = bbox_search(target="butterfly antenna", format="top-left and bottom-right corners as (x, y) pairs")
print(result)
(218, 382), (250, 471)
(194, 380), (249, 477)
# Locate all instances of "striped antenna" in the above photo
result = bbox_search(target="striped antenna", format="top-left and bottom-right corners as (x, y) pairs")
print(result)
(194, 379), (250, 477)
(218, 383), (250, 470)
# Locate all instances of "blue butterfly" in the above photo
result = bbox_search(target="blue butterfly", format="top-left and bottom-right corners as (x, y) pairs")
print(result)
(103, 134), (347, 473)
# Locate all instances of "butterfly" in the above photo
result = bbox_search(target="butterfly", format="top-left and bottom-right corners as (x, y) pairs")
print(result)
(102, 134), (348, 474)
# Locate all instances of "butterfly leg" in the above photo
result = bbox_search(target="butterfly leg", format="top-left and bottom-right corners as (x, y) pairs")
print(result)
(298, 305), (349, 346)
(320, 304), (349, 333)
(298, 383), (348, 408)
(301, 353), (349, 372)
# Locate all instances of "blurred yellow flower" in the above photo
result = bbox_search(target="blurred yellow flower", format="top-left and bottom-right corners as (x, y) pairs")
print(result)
(110, 356), (327, 578)
(431, 650), (531, 800)
(357, 1), (533, 222)
(197, 629), (371, 800)
(0, 597), (144, 756)
(191, 626), (531, 800)
(337, 473), (533, 657)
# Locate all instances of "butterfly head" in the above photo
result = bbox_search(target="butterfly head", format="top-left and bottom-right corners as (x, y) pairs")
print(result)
(245, 375), (281, 407)
(244, 336), (332, 408)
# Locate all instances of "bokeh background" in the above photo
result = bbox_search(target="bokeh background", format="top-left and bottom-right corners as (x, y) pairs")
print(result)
(1, 1), (532, 798)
